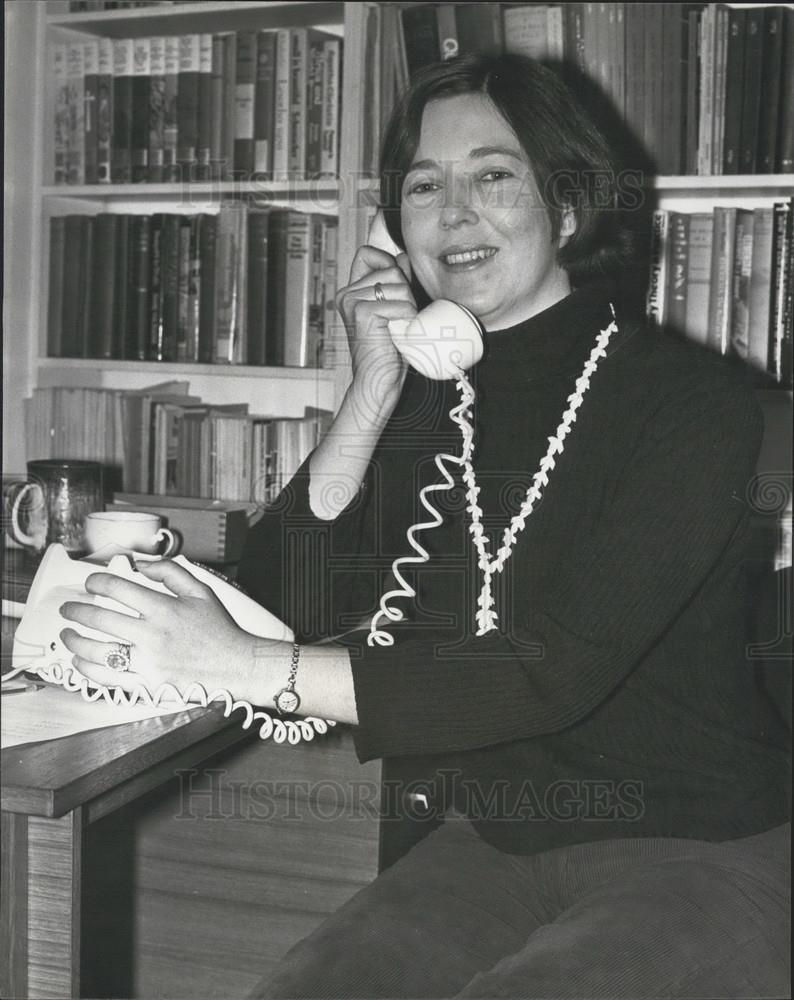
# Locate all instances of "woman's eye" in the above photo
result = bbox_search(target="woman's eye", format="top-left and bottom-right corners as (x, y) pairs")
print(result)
(408, 181), (439, 195)
(480, 170), (512, 182)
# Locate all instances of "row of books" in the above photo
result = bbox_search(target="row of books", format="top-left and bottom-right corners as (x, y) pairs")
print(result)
(23, 380), (329, 503)
(47, 205), (339, 368)
(394, 3), (793, 176)
(68, 2), (182, 9)
(51, 27), (343, 185)
(646, 200), (793, 387)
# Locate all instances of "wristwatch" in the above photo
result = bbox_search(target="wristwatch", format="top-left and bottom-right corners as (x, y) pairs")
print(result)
(274, 642), (301, 714)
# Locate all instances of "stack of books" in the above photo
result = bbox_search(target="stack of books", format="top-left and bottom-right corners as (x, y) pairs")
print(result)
(47, 205), (339, 368)
(392, 3), (793, 176)
(23, 380), (331, 503)
(51, 27), (343, 184)
(646, 199), (792, 386)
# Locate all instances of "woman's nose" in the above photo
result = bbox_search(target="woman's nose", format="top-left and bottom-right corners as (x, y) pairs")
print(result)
(439, 178), (478, 228)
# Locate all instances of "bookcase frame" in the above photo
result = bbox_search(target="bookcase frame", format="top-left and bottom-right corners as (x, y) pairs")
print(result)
(3, 0), (793, 482)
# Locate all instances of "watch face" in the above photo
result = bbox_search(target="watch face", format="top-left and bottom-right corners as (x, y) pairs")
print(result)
(275, 688), (300, 715)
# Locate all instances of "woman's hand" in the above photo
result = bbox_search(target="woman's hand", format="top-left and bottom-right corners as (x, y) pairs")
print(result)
(58, 560), (274, 697)
(335, 243), (416, 401)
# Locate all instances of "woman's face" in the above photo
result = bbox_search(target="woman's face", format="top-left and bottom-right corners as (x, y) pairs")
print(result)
(401, 93), (574, 331)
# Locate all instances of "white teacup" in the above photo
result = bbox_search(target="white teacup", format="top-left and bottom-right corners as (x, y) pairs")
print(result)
(84, 511), (180, 559)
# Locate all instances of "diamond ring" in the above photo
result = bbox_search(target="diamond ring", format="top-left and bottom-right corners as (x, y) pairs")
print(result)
(105, 642), (131, 672)
(373, 282), (386, 302)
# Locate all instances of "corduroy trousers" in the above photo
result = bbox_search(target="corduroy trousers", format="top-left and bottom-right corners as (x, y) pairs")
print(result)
(253, 817), (790, 999)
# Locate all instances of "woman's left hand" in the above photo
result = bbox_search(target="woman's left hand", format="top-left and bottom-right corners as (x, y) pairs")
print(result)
(59, 560), (259, 695)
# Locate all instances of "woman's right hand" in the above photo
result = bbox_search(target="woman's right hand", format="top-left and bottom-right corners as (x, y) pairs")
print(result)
(335, 244), (417, 402)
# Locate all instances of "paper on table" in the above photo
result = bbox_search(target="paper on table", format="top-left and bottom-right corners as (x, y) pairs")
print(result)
(1, 682), (187, 750)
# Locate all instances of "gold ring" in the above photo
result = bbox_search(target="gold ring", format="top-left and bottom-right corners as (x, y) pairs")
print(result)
(373, 282), (386, 302)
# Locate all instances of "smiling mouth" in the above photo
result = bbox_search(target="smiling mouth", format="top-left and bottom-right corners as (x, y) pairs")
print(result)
(440, 247), (498, 266)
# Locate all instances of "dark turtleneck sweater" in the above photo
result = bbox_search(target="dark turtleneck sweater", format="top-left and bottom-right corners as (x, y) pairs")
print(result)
(237, 284), (790, 855)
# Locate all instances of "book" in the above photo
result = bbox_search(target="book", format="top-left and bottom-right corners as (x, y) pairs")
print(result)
(53, 44), (69, 185)
(728, 208), (754, 360)
(148, 36), (166, 182)
(254, 31), (277, 176)
(66, 43), (85, 184)
(646, 210), (670, 328)
(163, 36), (180, 181)
(60, 215), (93, 357)
(455, 3), (504, 56)
(159, 213), (181, 361)
(196, 33), (212, 180)
(768, 200), (792, 383)
(246, 208), (270, 366)
(234, 30), (257, 176)
(320, 218), (339, 367)
(504, 5), (551, 60)
(756, 6), (786, 174)
(112, 39), (134, 183)
(47, 217), (66, 356)
(209, 34), (225, 180)
(112, 215), (130, 359)
(280, 212), (321, 368)
(721, 6), (746, 174)
(738, 6), (764, 174)
(707, 206), (737, 355)
(776, 9), (794, 172)
(126, 214), (152, 361)
(320, 37), (342, 178)
(401, 5), (439, 78)
(666, 212), (690, 335)
(684, 213), (713, 347)
(214, 200), (248, 364)
(131, 38), (151, 183)
(83, 40), (100, 184)
(220, 32), (237, 181)
(305, 32), (325, 178)
(272, 29), (291, 181)
(437, 4), (460, 60)
(197, 213), (218, 364)
(177, 34), (200, 175)
(747, 207), (774, 374)
(89, 213), (118, 359)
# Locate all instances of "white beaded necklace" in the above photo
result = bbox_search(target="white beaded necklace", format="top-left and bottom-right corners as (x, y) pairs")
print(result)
(367, 304), (618, 646)
(461, 303), (617, 634)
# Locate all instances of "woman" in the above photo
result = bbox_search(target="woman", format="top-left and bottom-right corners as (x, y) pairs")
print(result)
(61, 56), (790, 997)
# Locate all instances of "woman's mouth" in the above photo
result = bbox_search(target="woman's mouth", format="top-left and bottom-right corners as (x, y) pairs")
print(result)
(439, 247), (498, 270)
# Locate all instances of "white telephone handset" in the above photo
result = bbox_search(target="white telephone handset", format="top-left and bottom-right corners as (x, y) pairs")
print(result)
(367, 211), (484, 379)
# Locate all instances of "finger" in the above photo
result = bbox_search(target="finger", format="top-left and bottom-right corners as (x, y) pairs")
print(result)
(70, 654), (141, 693)
(59, 604), (141, 644)
(395, 252), (412, 282)
(351, 299), (418, 331)
(84, 570), (173, 617)
(349, 244), (399, 283)
(342, 264), (411, 296)
(60, 626), (133, 668)
(133, 559), (210, 598)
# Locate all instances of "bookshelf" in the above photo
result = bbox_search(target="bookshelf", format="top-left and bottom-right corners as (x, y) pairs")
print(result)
(3, 2), (793, 514)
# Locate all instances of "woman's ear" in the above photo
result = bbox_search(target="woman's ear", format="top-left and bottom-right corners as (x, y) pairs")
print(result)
(559, 205), (577, 246)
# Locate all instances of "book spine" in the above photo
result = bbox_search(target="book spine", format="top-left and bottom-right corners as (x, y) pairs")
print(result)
(90, 213), (118, 358)
(131, 37), (151, 182)
(148, 36), (166, 182)
(196, 33), (213, 180)
(437, 4), (460, 60)
(646, 209), (670, 328)
(738, 7), (764, 174)
(209, 35), (225, 180)
(273, 30), (291, 182)
(162, 36), (179, 181)
(289, 29), (308, 180)
(265, 209), (288, 365)
(197, 214), (218, 364)
(453, 2), (503, 56)
(220, 32), (237, 181)
(707, 206), (736, 354)
(78, 217), (95, 358)
(307, 214), (324, 368)
(246, 208), (270, 365)
(305, 34), (325, 179)
(161, 214), (181, 361)
(320, 218), (338, 368)
(767, 201), (791, 382)
(712, 4), (729, 174)
(149, 214), (164, 359)
(234, 30), (257, 176)
(214, 202), (247, 364)
(684, 7), (701, 176)
(83, 41), (100, 184)
(176, 216), (192, 361)
(66, 43), (85, 185)
(112, 39), (134, 183)
(756, 8), (784, 174)
(282, 211), (312, 367)
(503, 5), (548, 59)
(47, 216), (66, 356)
(127, 215), (152, 360)
(96, 39), (113, 184)
(722, 7), (746, 174)
(177, 34), (200, 176)
(667, 212), (689, 335)
(684, 213), (713, 347)
(729, 208), (754, 360)
(254, 31), (277, 177)
(697, 6), (715, 176)
(776, 11), (794, 172)
(320, 38), (341, 178)
(53, 44), (69, 184)
(112, 215), (129, 359)
(747, 207), (774, 373)
(401, 5), (440, 78)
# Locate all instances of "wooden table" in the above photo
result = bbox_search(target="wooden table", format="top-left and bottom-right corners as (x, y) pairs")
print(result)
(1, 614), (383, 1000)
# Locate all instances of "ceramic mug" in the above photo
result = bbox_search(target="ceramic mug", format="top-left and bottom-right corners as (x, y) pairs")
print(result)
(84, 511), (180, 558)
(7, 459), (104, 555)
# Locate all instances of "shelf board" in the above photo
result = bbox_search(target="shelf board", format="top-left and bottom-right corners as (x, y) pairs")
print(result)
(653, 175), (794, 193)
(47, 1), (344, 36)
(37, 357), (334, 381)
(41, 180), (342, 204)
